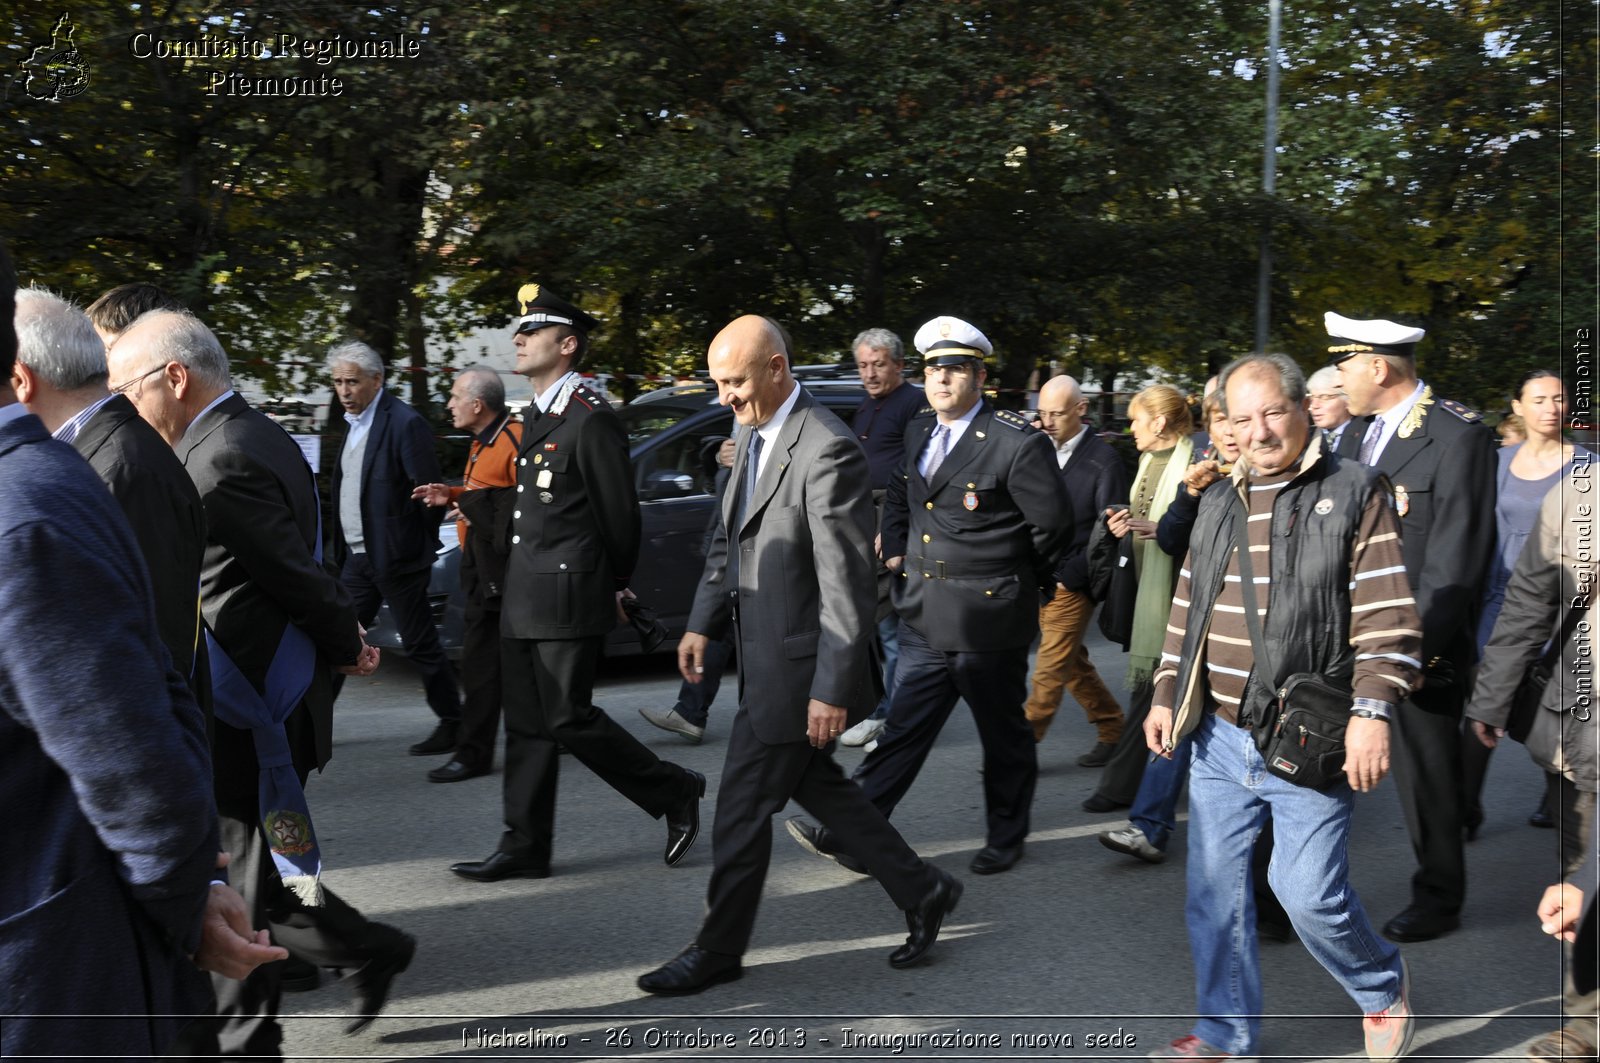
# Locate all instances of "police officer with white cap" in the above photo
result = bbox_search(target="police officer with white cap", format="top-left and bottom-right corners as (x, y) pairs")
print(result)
(1330, 310), (1496, 943)
(787, 316), (1069, 875)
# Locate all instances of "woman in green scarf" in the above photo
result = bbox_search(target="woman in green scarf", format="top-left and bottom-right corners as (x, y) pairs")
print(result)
(1082, 384), (1193, 812)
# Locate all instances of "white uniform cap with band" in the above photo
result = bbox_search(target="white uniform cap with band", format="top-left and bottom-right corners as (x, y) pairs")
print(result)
(1324, 311), (1425, 364)
(913, 315), (992, 367)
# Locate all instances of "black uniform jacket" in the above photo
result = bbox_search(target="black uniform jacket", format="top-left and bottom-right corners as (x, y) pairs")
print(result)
(882, 400), (1070, 652)
(501, 382), (641, 640)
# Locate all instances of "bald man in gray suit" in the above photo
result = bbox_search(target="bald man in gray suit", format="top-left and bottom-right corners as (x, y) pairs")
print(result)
(637, 316), (959, 996)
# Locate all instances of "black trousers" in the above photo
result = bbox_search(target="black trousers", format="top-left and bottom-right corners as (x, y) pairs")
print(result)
(853, 621), (1036, 849)
(498, 635), (690, 864)
(670, 628), (735, 728)
(341, 552), (459, 723)
(697, 709), (936, 956)
(454, 597), (502, 771)
(1094, 678), (1156, 805)
(1390, 685), (1468, 914)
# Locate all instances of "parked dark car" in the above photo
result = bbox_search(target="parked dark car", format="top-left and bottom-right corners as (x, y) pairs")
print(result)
(366, 377), (873, 658)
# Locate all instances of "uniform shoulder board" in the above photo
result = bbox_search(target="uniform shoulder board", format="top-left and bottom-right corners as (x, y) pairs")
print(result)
(993, 408), (1030, 431)
(1438, 398), (1482, 423)
(568, 385), (600, 410)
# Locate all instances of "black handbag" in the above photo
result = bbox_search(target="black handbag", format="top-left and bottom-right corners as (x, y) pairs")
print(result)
(1230, 494), (1352, 790)
(1506, 604), (1586, 743)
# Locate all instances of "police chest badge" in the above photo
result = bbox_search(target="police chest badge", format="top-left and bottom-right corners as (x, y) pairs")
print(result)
(1393, 485), (1410, 517)
(963, 490), (979, 511)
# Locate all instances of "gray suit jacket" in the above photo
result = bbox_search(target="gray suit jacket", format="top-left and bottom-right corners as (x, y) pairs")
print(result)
(687, 389), (878, 744)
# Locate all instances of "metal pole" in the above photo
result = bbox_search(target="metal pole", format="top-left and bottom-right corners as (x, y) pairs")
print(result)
(1255, 0), (1282, 353)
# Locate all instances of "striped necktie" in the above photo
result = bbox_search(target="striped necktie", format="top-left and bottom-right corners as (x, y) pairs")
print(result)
(923, 424), (950, 481)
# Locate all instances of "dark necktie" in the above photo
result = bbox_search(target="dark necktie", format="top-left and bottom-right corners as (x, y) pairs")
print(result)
(1357, 419), (1382, 465)
(739, 430), (764, 527)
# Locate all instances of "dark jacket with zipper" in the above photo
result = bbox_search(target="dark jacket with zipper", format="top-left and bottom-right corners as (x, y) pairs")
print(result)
(1168, 446), (1387, 742)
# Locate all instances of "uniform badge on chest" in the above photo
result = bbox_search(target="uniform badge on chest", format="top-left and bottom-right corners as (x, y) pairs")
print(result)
(536, 469), (553, 489)
(539, 490), (554, 504)
(963, 491), (979, 511)
(1393, 485), (1410, 517)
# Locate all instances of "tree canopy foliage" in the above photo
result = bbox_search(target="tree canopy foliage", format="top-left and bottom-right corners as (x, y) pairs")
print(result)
(3, 0), (1590, 413)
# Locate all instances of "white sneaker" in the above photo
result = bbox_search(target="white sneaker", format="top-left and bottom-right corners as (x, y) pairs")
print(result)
(1363, 958), (1414, 1061)
(839, 716), (886, 747)
(1099, 825), (1166, 864)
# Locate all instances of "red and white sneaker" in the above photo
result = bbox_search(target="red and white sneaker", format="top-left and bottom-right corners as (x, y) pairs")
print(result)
(1363, 958), (1415, 1061)
(1146, 1034), (1253, 1060)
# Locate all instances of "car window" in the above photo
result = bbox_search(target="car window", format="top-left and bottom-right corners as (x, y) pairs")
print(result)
(617, 402), (707, 447)
(635, 411), (735, 496)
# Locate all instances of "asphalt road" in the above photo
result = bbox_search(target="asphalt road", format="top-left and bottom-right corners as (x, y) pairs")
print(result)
(280, 627), (1571, 1061)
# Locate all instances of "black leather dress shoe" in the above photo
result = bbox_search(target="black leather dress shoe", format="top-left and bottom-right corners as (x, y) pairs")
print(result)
(1382, 905), (1460, 943)
(1076, 741), (1116, 768)
(1081, 792), (1130, 813)
(449, 851), (550, 882)
(428, 759), (489, 784)
(664, 769), (706, 867)
(890, 869), (963, 968)
(408, 722), (458, 757)
(637, 945), (743, 995)
(784, 817), (869, 875)
(345, 929), (416, 1033)
(969, 843), (1024, 875)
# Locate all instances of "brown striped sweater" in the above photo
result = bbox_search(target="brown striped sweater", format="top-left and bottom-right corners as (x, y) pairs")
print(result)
(1153, 449), (1423, 727)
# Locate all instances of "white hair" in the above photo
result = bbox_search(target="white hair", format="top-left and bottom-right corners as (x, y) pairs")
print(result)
(327, 340), (385, 378)
(14, 287), (106, 389)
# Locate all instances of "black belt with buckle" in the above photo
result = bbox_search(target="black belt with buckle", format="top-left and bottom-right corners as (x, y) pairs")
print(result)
(911, 557), (1017, 580)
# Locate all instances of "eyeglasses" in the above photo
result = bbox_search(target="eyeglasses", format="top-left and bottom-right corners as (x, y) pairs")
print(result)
(110, 365), (164, 395)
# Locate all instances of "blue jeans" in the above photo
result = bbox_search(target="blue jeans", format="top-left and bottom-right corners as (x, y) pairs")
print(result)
(1129, 736), (1192, 850)
(870, 613), (900, 720)
(1185, 713), (1402, 1055)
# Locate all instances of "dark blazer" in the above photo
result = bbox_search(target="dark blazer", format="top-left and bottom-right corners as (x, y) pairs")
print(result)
(882, 401), (1070, 651)
(73, 394), (208, 683)
(687, 390), (879, 744)
(328, 390), (444, 578)
(1365, 387), (1497, 669)
(0, 412), (215, 1058)
(178, 393), (363, 790)
(1054, 427), (1130, 592)
(503, 381), (641, 640)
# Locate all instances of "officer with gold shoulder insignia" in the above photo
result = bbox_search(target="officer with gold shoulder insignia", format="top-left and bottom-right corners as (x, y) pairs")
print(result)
(1330, 310), (1496, 944)
(449, 283), (705, 883)
(786, 315), (1069, 876)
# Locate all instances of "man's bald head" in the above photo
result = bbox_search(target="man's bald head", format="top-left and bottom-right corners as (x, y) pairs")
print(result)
(1037, 374), (1088, 445)
(707, 314), (795, 428)
(107, 310), (231, 445)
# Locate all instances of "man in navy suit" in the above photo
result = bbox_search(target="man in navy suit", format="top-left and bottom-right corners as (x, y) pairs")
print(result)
(0, 249), (283, 1058)
(326, 342), (460, 763)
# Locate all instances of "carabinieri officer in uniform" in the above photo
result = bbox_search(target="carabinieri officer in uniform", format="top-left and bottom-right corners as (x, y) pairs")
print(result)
(788, 315), (1069, 876)
(450, 282), (704, 882)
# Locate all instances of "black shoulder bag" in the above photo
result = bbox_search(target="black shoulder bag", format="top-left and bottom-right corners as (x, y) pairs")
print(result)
(1231, 494), (1353, 790)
